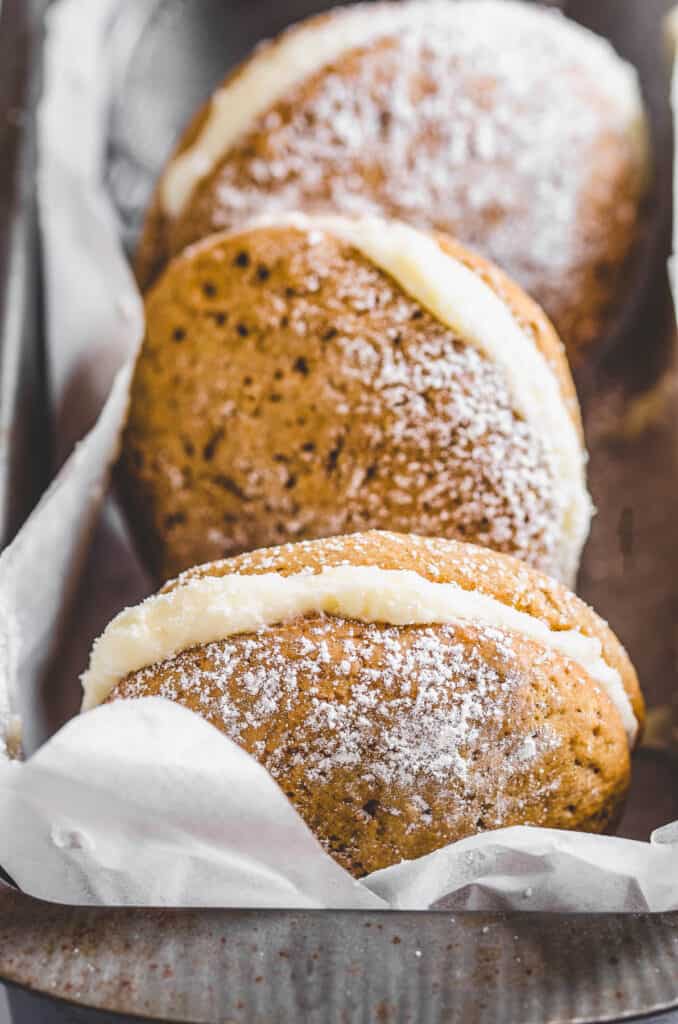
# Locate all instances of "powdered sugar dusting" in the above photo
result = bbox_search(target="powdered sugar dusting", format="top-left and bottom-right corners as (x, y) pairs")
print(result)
(175, 530), (525, 584)
(371, 338), (560, 566)
(117, 618), (563, 832)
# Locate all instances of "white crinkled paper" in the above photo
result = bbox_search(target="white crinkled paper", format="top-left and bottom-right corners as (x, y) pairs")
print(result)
(2, 697), (678, 912)
(0, 0), (678, 911)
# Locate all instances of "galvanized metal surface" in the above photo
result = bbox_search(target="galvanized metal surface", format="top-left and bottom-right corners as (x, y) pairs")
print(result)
(4, 884), (678, 1024)
(0, 0), (48, 547)
(2, 1), (678, 1022)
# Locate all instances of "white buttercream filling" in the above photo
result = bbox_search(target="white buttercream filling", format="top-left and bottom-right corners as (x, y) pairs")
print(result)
(244, 212), (591, 584)
(81, 566), (636, 746)
(160, 0), (645, 219)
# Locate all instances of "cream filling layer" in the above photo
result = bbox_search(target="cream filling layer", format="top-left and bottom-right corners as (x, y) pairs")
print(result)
(160, 0), (645, 219)
(247, 212), (591, 585)
(81, 566), (637, 746)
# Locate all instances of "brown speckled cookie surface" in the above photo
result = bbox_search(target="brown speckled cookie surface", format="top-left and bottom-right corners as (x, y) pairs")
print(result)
(121, 225), (583, 583)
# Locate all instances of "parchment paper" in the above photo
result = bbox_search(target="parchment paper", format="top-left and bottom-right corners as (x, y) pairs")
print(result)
(0, 0), (677, 911)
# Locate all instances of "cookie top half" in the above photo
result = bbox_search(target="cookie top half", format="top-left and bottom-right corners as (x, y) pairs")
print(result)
(123, 214), (591, 583)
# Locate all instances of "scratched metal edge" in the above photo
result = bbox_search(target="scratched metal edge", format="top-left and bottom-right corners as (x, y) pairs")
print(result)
(2, 0), (678, 1022)
(3, 890), (678, 1023)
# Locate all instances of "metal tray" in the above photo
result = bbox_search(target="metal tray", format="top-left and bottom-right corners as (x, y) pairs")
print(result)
(2, 1), (678, 1021)
(0, 0), (48, 550)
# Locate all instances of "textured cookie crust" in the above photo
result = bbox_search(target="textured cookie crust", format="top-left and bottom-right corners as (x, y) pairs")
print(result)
(121, 225), (582, 582)
(108, 531), (642, 877)
(136, 1), (648, 362)
(170, 530), (644, 730)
